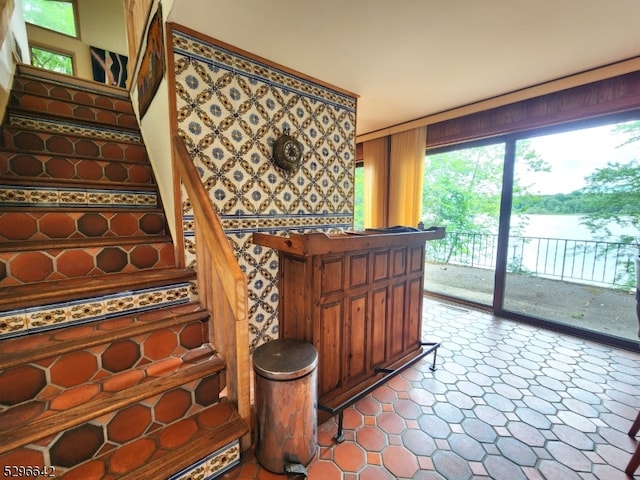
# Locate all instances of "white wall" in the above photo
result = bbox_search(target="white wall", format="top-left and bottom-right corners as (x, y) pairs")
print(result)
(135, 0), (177, 240)
(0, 0), (28, 117)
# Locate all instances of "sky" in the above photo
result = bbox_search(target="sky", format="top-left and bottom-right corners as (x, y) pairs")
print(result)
(518, 121), (640, 195)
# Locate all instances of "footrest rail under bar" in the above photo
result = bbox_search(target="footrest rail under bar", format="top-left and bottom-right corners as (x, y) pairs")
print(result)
(318, 341), (440, 443)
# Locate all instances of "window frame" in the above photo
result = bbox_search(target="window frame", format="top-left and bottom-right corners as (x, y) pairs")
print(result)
(22, 0), (80, 39)
(29, 42), (76, 75)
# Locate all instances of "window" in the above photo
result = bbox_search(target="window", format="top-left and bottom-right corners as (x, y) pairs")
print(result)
(353, 161), (364, 230)
(23, 0), (79, 38)
(422, 114), (640, 346)
(30, 45), (74, 75)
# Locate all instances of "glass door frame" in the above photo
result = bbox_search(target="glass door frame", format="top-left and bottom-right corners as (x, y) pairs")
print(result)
(491, 111), (640, 351)
(425, 110), (640, 351)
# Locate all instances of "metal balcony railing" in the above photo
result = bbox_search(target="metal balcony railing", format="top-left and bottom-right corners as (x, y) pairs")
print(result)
(426, 232), (639, 289)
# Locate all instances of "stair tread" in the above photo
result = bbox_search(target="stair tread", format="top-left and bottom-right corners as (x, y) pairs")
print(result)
(0, 235), (173, 252)
(0, 302), (208, 370)
(75, 401), (247, 480)
(0, 268), (196, 310)
(0, 176), (157, 190)
(0, 345), (225, 454)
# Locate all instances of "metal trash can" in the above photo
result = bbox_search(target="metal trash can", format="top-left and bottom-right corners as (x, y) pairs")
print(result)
(253, 339), (318, 474)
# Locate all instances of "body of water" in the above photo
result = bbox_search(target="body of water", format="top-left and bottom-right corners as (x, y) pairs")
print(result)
(512, 214), (638, 242)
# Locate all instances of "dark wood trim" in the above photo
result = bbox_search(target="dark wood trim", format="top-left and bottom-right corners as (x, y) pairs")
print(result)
(427, 71), (640, 148)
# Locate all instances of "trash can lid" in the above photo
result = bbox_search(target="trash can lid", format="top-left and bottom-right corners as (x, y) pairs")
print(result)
(253, 339), (318, 380)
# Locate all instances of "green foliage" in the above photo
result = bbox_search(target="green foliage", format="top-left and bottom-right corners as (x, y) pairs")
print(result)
(422, 140), (548, 234)
(353, 165), (364, 230)
(422, 143), (504, 234)
(30, 46), (73, 74)
(23, 0), (77, 37)
(581, 158), (640, 237)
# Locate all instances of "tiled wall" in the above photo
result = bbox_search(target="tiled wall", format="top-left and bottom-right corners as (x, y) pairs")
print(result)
(171, 28), (357, 348)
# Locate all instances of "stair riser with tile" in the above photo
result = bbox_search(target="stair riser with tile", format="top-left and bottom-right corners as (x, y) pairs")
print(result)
(0, 362), (227, 476)
(0, 240), (176, 286)
(9, 92), (138, 130)
(0, 316), (211, 411)
(0, 210), (167, 241)
(11, 68), (135, 116)
(2, 126), (147, 163)
(0, 152), (154, 186)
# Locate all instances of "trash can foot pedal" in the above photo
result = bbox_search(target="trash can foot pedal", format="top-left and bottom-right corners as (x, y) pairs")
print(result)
(285, 463), (308, 476)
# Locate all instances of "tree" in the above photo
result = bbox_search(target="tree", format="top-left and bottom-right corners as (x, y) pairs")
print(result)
(23, 0), (77, 37)
(580, 120), (640, 288)
(422, 140), (548, 263)
(580, 121), (640, 238)
(422, 140), (548, 231)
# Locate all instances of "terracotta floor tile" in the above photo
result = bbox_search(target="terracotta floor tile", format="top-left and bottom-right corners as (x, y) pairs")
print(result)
(381, 445), (419, 478)
(220, 298), (640, 480)
(356, 425), (387, 451)
(332, 442), (365, 472)
(375, 411), (406, 435)
(305, 460), (342, 479)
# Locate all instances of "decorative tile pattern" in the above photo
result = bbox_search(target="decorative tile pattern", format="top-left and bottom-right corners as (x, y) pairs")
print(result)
(172, 29), (357, 348)
(0, 283), (192, 338)
(0, 211), (166, 241)
(0, 185), (157, 207)
(222, 297), (640, 480)
(169, 440), (240, 480)
(8, 114), (141, 143)
(2, 128), (148, 163)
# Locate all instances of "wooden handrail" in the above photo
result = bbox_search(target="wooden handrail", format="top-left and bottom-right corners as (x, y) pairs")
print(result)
(172, 133), (251, 448)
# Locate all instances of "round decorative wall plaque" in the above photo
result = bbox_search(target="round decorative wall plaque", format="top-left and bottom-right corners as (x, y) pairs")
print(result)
(273, 127), (303, 171)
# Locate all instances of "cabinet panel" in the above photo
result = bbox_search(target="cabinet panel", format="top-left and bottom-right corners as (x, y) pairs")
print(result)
(405, 277), (423, 351)
(280, 255), (311, 340)
(372, 250), (389, 282)
(346, 293), (367, 381)
(318, 300), (343, 395)
(320, 257), (344, 296)
(370, 286), (388, 367)
(409, 244), (425, 273)
(388, 282), (406, 359)
(392, 247), (407, 277)
(349, 253), (369, 289)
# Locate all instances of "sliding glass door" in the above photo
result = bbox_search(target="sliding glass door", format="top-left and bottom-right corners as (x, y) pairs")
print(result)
(503, 120), (640, 341)
(423, 116), (640, 345)
(422, 141), (505, 307)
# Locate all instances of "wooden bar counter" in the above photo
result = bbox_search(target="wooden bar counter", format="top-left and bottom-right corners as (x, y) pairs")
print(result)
(252, 227), (445, 424)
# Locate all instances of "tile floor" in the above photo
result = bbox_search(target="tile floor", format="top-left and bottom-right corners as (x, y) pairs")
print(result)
(222, 297), (640, 480)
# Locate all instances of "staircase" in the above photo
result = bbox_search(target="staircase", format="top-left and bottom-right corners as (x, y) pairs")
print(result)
(0, 66), (248, 479)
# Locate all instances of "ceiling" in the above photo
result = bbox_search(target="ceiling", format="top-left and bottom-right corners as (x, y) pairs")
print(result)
(168, 0), (640, 138)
